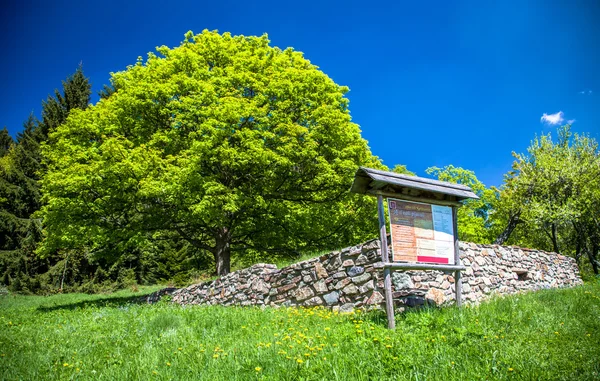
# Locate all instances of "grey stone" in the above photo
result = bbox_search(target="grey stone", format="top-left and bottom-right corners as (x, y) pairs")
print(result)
(352, 273), (371, 284)
(305, 296), (323, 306)
(355, 254), (369, 265)
(323, 291), (340, 305)
(347, 266), (365, 277)
(313, 279), (328, 293)
(391, 272), (414, 289)
(359, 280), (375, 293)
(333, 271), (347, 279)
(342, 283), (358, 295)
(325, 254), (342, 271)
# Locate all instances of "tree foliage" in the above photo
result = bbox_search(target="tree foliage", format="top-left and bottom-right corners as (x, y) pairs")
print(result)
(493, 126), (600, 273)
(40, 30), (382, 276)
(0, 66), (91, 292)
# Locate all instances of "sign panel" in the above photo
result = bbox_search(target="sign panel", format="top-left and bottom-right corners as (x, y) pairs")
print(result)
(388, 199), (455, 264)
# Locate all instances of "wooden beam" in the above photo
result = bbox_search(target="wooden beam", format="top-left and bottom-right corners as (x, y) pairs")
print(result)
(377, 194), (395, 330)
(368, 190), (462, 207)
(452, 206), (462, 307)
(374, 262), (466, 272)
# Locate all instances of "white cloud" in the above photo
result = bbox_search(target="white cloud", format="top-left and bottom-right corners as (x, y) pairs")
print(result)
(578, 90), (593, 95)
(540, 111), (565, 125)
(567, 119), (576, 124)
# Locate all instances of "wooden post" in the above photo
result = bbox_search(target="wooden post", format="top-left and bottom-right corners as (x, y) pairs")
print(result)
(452, 206), (462, 307)
(377, 194), (395, 329)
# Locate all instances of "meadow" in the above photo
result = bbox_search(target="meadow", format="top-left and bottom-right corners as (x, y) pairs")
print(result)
(1, 282), (599, 380)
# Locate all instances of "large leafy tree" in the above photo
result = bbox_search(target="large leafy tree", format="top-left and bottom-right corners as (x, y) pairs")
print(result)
(40, 31), (382, 275)
(493, 126), (600, 273)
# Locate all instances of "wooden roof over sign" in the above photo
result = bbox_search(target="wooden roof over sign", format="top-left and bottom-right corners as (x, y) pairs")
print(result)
(350, 167), (479, 205)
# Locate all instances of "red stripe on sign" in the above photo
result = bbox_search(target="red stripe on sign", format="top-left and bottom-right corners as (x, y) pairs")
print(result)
(417, 256), (449, 264)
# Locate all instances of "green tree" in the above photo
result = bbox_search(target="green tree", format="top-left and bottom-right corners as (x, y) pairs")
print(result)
(0, 127), (13, 157)
(494, 126), (600, 273)
(426, 165), (497, 243)
(390, 164), (415, 176)
(40, 30), (382, 276)
(0, 67), (92, 292)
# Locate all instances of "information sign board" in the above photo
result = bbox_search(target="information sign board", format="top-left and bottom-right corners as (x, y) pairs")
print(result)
(388, 198), (455, 264)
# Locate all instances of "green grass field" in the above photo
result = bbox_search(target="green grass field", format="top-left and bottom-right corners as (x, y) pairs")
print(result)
(1, 282), (599, 380)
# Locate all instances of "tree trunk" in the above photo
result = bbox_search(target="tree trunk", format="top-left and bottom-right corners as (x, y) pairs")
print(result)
(213, 227), (231, 276)
(589, 240), (599, 275)
(551, 223), (560, 254)
(494, 212), (521, 245)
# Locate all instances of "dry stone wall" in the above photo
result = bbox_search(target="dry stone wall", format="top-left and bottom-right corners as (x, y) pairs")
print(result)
(172, 239), (582, 311)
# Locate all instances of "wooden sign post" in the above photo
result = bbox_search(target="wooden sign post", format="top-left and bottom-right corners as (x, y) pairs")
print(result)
(351, 168), (479, 329)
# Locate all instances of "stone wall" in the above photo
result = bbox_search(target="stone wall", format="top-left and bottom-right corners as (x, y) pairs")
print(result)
(172, 239), (582, 311)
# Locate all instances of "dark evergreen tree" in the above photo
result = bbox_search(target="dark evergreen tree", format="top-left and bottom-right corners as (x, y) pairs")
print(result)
(0, 67), (91, 292)
(0, 127), (13, 157)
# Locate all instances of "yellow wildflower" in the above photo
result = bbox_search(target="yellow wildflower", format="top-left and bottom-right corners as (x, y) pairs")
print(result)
(255, 367), (262, 372)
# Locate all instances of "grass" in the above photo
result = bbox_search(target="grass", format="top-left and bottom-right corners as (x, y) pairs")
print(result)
(1, 283), (599, 380)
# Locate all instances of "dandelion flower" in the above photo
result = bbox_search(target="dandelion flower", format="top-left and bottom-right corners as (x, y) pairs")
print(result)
(213, 354), (219, 359)
(63, 363), (68, 367)
(255, 367), (262, 372)
(166, 362), (171, 366)
(296, 359), (304, 364)
(508, 368), (514, 372)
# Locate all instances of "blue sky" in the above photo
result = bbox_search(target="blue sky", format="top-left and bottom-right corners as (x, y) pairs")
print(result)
(1, 0), (599, 186)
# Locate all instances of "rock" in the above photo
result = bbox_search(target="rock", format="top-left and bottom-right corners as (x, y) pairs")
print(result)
(425, 288), (445, 305)
(305, 296), (323, 306)
(333, 271), (347, 279)
(366, 291), (384, 305)
(342, 259), (355, 267)
(359, 280), (375, 293)
(347, 266), (365, 277)
(313, 279), (328, 293)
(323, 291), (340, 305)
(348, 245), (362, 256)
(355, 254), (369, 265)
(342, 283), (359, 295)
(334, 278), (351, 290)
(314, 262), (328, 279)
(352, 273), (371, 284)
(362, 240), (380, 252)
(339, 303), (354, 313)
(392, 272), (414, 289)
(326, 254), (342, 271)
(293, 287), (314, 301)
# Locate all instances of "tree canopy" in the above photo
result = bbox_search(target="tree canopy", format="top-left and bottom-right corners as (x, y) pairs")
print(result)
(493, 126), (600, 273)
(40, 31), (382, 276)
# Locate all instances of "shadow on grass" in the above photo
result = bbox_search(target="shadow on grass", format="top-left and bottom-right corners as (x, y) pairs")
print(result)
(36, 288), (176, 312)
